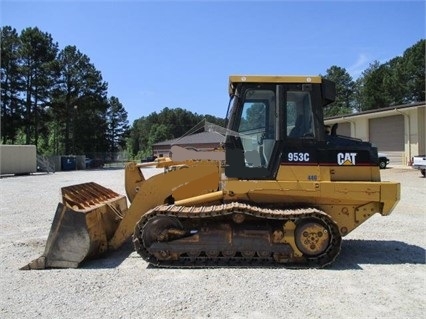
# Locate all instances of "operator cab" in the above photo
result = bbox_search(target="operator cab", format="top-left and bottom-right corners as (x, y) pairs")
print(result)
(224, 75), (335, 179)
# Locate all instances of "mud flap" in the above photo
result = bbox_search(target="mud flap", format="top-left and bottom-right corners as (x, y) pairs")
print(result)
(21, 182), (128, 270)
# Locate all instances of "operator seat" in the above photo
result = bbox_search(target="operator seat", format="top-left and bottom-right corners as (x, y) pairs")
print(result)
(289, 116), (304, 137)
(331, 123), (338, 136)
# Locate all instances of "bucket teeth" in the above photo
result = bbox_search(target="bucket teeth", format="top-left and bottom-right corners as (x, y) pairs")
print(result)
(62, 182), (121, 210)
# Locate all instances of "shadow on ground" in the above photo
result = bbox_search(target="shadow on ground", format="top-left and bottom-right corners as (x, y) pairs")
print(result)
(80, 239), (425, 270)
(332, 239), (425, 270)
(81, 239), (134, 269)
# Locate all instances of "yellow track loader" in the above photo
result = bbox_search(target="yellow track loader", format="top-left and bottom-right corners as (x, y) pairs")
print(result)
(22, 75), (400, 269)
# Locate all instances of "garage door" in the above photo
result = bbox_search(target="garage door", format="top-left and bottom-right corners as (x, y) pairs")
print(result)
(369, 115), (404, 165)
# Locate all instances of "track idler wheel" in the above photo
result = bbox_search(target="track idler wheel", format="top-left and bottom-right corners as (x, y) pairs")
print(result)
(295, 218), (330, 257)
(142, 216), (184, 260)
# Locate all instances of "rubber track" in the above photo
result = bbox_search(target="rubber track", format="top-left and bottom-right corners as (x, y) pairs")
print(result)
(133, 202), (342, 268)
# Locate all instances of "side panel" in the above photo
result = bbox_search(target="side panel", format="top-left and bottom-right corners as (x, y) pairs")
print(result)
(279, 140), (381, 181)
(223, 177), (400, 235)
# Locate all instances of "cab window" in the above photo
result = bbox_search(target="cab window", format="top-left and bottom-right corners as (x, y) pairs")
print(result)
(286, 91), (314, 138)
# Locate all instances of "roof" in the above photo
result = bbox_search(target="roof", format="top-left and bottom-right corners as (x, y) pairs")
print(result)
(325, 101), (425, 122)
(153, 131), (225, 147)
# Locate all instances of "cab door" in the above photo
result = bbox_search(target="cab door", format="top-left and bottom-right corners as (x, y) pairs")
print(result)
(225, 84), (282, 179)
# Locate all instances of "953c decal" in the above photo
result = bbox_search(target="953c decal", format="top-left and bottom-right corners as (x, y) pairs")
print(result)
(287, 152), (310, 162)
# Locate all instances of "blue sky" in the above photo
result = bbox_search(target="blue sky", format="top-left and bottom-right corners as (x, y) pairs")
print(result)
(1, 0), (425, 123)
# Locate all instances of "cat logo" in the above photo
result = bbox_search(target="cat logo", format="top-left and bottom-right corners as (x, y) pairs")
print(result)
(337, 152), (357, 165)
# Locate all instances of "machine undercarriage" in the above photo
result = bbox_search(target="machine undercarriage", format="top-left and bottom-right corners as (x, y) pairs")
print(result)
(134, 203), (342, 268)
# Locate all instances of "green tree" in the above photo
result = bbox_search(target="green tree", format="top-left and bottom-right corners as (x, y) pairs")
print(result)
(382, 56), (406, 105)
(0, 26), (23, 143)
(127, 117), (148, 158)
(1, 25), (131, 158)
(18, 27), (58, 146)
(358, 61), (393, 110)
(323, 66), (354, 117)
(52, 45), (108, 154)
(73, 95), (109, 155)
(400, 39), (425, 102)
(106, 96), (129, 152)
(157, 107), (200, 138)
(147, 123), (172, 151)
(355, 40), (425, 111)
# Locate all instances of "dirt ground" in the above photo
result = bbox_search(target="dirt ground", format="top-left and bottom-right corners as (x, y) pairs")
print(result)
(0, 165), (425, 318)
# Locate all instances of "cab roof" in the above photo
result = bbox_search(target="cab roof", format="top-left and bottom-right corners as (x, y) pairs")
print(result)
(228, 75), (323, 95)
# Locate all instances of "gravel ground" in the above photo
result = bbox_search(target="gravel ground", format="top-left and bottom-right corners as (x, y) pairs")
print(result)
(1, 165), (425, 319)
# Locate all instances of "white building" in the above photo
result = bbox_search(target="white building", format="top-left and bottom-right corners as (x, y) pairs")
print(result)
(324, 102), (425, 165)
